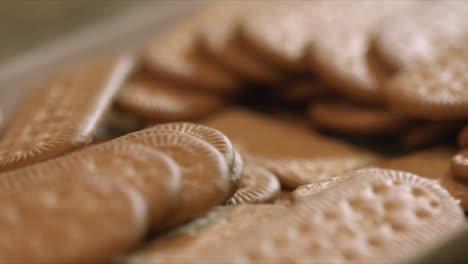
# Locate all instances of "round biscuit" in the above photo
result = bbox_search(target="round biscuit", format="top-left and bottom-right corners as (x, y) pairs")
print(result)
(0, 175), (148, 263)
(116, 77), (224, 122)
(308, 101), (411, 135)
(120, 130), (230, 228)
(227, 164), (280, 205)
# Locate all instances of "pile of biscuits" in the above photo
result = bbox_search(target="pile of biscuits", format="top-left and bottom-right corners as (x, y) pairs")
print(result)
(0, 1), (468, 263)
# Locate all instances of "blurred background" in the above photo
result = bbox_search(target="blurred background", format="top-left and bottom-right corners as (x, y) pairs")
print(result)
(0, 1), (138, 61)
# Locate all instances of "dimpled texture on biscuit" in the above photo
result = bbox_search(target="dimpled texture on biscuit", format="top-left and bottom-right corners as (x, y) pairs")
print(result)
(373, 1), (468, 71)
(195, 168), (464, 263)
(0, 176), (148, 263)
(0, 56), (135, 172)
(126, 204), (288, 264)
(385, 46), (468, 120)
(0, 142), (182, 227)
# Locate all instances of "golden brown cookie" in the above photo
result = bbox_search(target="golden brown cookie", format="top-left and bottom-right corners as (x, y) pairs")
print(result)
(381, 146), (455, 181)
(116, 77), (224, 122)
(291, 176), (349, 202)
(440, 171), (468, 211)
(308, 101), (411, 135)
(451, 149), (468, 180)
(202, 109), (379, 189)
(0, 142), (181, 227)
(385, 46), (468, 120)
(372, 1), (468, 72)
(143, 13), (238, 94)
(0, 175), (148, 263)
(400, 121), (461, 149)
(125, 204), (287, 264)
(237, 1), (319, 72)
(148, 122), (240, 193)
(198, 1), (280, 82)
(119, 129), (230, 228)
(0, 56), (135, 172)
(202, 108), (371, 160)
(197, 168), (464, 263)
(226, 164), (280, 205)
(260, 156), (377, 189)
(308, 1), (412, 104)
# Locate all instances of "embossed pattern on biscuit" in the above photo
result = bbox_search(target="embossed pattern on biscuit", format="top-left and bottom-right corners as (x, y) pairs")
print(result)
(385, 46), (468, 120)
(120, 130), (230, 228)
(125, 204), (287, 264)
(261, 156), (377, 189)
(196, 168), (464, 263)
(291, 176), (349, 202)
(373, 1), (468, 71)
(0, 176), (148, 263)
(0, 56), (135, 172)
(0, 142), (181, 227)
(227, 164), (280, 205)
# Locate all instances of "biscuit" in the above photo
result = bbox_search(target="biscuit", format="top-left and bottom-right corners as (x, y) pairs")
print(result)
(198, 1), (280, 82)
(308, 1), (412, 104)
(457, 125), (468, 147)
(227, 164), (280, 205)
(0, 142), (181, 227)
(229, 149), (244, 192)
(260, 156), (377, 189)
(381, 147), (455, 181)
(197, 168), (464, 263)
(148, 122), (240, 192)
(116, 77), (224, 122)
(0, 56), (135, 172)
(440, 171), (468, 211)
(237, 1), (319, 72)
(202, 108), (370, 160)
(400, 121), (461, 149)
(125, 204), (287, 264)
(291, 176), (349, 202)
(119, 130), (230, 228)
(143, 12), (238, 94)
(0, 175), (147, 263)
(451, 150), (468, 180)
(385, 46), (468, 120)
(372, 1), (468, 72)
(309, 101), (411, 135)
